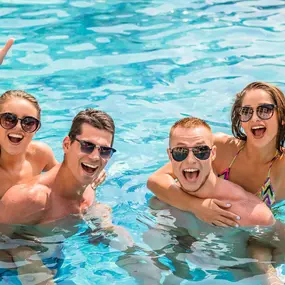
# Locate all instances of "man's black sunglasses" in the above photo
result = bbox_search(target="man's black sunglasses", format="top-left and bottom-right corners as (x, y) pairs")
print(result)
(75, 138), (116, 159)
(170, 145), (212, 162)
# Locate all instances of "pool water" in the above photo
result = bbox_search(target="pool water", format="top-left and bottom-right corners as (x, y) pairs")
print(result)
(1, 0), (285, 284)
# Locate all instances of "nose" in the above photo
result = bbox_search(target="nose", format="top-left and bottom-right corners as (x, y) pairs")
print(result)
(251, 109), (260, 122)
(13, 119), (22, 130)
(186, 150), (197, 163)
(88, 147), (100, 160)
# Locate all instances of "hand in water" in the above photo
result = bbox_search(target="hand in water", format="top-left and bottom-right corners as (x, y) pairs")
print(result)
(197, 198), (240, 227)
(0, 38), (14, 65)
(91, 169), (106, 190)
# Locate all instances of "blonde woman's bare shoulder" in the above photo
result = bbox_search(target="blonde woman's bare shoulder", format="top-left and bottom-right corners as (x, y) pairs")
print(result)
(28, 141), (52, 155)
(28, 141), (58, 171)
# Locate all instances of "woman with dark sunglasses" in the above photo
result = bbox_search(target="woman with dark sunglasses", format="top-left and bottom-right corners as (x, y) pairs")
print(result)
(0, 90), (58, 198)
(147, 82), (285, 227)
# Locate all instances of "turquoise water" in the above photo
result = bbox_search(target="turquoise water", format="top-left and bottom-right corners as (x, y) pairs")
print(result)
(1, 0), (285, 284)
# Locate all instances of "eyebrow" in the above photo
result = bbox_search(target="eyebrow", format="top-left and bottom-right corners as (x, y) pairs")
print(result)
(175, 141), (207, 146)
(242, 103), (273, 107)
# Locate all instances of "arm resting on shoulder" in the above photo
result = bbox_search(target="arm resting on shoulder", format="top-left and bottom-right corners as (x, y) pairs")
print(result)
(147, 162), (193, 211)
(147, 162), (240, 226)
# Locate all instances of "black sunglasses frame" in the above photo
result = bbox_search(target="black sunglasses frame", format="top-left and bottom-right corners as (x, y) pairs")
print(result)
(170, 145), (212, 162)
(239, 104), (276, 123)
(74, 138), (116, 159)
(0, 112), (41, 133)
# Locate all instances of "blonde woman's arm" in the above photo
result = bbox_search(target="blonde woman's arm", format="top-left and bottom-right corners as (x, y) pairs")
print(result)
(0, 38), (14, 65)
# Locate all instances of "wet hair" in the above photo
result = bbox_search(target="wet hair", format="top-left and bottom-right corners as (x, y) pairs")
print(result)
(170, 117), (211, 140)
(0, 90), (41, 119)
(68, 108), (115, 146)
(231, 82), (285, 153)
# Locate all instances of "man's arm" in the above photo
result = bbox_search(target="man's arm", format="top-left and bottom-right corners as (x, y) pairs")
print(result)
(0, 184), (48, 225)
(147, 162), (240, 227)
(0, 38), (14, 65)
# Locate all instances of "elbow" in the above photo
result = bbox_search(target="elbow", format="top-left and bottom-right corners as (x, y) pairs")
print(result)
(147, 175), (156, 192)
(257, 210), (275, 227)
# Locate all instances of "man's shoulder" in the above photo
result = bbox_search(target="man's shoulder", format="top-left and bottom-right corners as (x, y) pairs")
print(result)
(218, 178), (248, 199)
(28, 141), (50, 155)
(4, 181), (50, 204)
(0, 182), (51, 224)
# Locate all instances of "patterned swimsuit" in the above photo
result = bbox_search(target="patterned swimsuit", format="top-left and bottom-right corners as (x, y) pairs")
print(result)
(218, 146), (278, 208)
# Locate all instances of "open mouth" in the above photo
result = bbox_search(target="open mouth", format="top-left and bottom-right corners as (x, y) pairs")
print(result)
(183, 168), (200, 182)
(251, 126), (266, 138)
(81, 162), (98, 175)
(8, 133), (24, 144)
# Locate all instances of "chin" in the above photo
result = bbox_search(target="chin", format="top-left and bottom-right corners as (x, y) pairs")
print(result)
(181, 183), (199, 194)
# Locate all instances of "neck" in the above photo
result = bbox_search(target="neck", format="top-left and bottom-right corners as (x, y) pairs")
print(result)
(0, 149), (26, 170)
(243, 139), (278, 163)
(185, 170), (218, 199)
(52, 162), (89, 201)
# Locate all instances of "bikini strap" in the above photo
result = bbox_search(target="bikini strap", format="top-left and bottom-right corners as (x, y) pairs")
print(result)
(267, 151), (281, 177)
(228, 145), (245, 168)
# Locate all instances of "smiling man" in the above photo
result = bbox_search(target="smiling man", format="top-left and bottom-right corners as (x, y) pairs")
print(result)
(0, 108), (116, 224)
(163, 117), (274, 227)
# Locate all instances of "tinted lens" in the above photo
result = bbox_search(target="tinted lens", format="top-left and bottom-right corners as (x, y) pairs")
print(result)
(239, 107), (253, 122)
(171, 147), (189, 162)
(78, 140), (116, 159)
(256, 104), (275, 120)
(0, 113), (18, 129)
(80, 141), (95, 154)
(21, 116), (40, 132)
(192, 146), (211, 160)
(99, 146), (115, 159)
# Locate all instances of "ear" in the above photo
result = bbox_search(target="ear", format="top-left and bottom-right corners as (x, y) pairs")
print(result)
(63, 136), (71, 154)
(211, 145), (217, 161)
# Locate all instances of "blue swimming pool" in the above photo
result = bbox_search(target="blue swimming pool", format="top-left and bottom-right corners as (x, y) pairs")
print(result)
(1, 0), (285, 284)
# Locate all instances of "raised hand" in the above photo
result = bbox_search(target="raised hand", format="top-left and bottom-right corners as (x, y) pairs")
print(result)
(0, 38), (14, 65)
(91, 169), (107, 190)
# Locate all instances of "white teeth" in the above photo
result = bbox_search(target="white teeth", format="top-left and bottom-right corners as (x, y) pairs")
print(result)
(9, 134), (23, 139)
(252, 126), (265, 130)
(82, 163), (97, 169)
(184, 169), (199, 172)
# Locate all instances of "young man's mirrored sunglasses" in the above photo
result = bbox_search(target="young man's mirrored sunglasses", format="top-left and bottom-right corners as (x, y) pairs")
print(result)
(0, 112), (40, 133)
(170, 145), (212, 162)
(239, 104), (276, 123)
(75, 138), (116, 159)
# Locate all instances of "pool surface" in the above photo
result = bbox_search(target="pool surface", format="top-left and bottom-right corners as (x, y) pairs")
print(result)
(1, 0), (285, 284)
